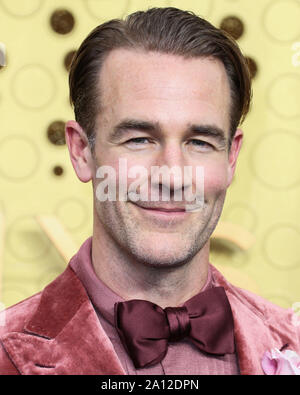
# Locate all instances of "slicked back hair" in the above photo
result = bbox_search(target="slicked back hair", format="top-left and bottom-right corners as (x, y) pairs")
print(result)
(69, 7), (252, 150)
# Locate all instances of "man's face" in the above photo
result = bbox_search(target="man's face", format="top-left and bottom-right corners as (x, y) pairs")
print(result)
(90, 49), (241, 267)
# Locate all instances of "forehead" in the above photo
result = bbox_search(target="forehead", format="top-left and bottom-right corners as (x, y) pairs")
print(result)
(98, 49), (231, 132)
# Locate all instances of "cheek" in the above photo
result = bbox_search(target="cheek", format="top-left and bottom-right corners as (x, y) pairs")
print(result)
(202, 163), (229, 197)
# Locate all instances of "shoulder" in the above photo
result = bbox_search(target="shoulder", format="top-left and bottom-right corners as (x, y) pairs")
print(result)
(0, 293), (41, 337)
(0, 292), (42, 375)
(211, 265), (300, 349)
(0, 265), (84, 338)
(0, 266), (89, 374)
(211, 264), (291, 316)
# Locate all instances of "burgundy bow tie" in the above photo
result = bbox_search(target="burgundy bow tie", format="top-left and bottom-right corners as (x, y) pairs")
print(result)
(114, 286), (235, 369)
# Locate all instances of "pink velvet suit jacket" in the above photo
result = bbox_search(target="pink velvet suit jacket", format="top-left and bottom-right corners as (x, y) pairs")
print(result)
(0, 264), (299, 375)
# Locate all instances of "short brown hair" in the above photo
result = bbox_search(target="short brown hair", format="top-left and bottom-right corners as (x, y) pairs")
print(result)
(69, 7), (252, 149)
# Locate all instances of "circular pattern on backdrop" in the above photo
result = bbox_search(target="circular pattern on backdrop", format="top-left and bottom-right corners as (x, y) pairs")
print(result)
(267, 74), (300, 119)
(47, 120), (66, 145)
(54, 198), (89, 231)
(6, 215), (51, 261)
(85, 0), (130, 20)
(53, 165), (64, 176)
(0, 44), (6, 70)
(50, 9), (75, 35)
(11, 64), (56, 110)
(0, 135), (40, 181)
(245, 56), (258, 79)
(262, 223), (300, 270)
(168, 0), (213, 17)
(220, 15), (244, 40)
(262, 0), (300, 43)
(250, 130), (300, 189)
(64, 50), (77, 71)
(0, 0), (42, 18)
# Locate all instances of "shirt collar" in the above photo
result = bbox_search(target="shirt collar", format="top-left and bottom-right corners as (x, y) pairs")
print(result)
(70, 236), (214, 326)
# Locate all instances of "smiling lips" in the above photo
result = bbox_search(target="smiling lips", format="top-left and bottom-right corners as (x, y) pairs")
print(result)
(132, 202), (188, 215)
(142, 207), (186, 213)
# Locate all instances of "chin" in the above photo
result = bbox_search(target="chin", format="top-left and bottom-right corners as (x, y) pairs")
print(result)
(133, 253), (191, 268)
(127, 237), (202, 268)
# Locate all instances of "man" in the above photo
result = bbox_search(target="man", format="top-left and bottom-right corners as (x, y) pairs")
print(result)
(0, 7), (299, 375)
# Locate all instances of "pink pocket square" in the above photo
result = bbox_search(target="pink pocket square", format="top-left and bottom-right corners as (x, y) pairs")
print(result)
(261, 347), (300, 375)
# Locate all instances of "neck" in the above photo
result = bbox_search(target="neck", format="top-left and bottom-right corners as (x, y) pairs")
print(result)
(91, 220), (210, 309)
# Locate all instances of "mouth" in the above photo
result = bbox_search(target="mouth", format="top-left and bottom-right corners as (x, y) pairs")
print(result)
(131, 202), (189, 218)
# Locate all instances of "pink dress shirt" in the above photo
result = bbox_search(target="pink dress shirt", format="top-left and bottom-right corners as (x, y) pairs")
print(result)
(70, 237), (240, 375)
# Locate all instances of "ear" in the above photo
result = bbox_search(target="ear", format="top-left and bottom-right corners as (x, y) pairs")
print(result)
(226, 128), (243, 187)
(65, 120), (93, 183)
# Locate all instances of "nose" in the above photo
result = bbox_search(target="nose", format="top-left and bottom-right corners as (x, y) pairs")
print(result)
(151, 140), (191, 200)
(156, 140), (185, 169)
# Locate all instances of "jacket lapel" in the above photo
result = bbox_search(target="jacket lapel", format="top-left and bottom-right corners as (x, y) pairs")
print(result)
(1, 267), (126, 375)
(211, 265), (299, 375)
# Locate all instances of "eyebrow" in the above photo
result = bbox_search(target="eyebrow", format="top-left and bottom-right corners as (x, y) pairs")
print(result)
(110, 119), (161, 141)
(110, 118), (227, 145)
(189, 124), (227, 146)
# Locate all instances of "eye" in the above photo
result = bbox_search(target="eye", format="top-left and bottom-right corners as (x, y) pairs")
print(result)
(188, 139), (214, 151)
(126, 137), (150, 144)
(124, 137), (152, 148)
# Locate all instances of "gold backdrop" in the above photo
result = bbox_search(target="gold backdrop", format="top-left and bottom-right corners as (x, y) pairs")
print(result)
(1, 0), (300, 311)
